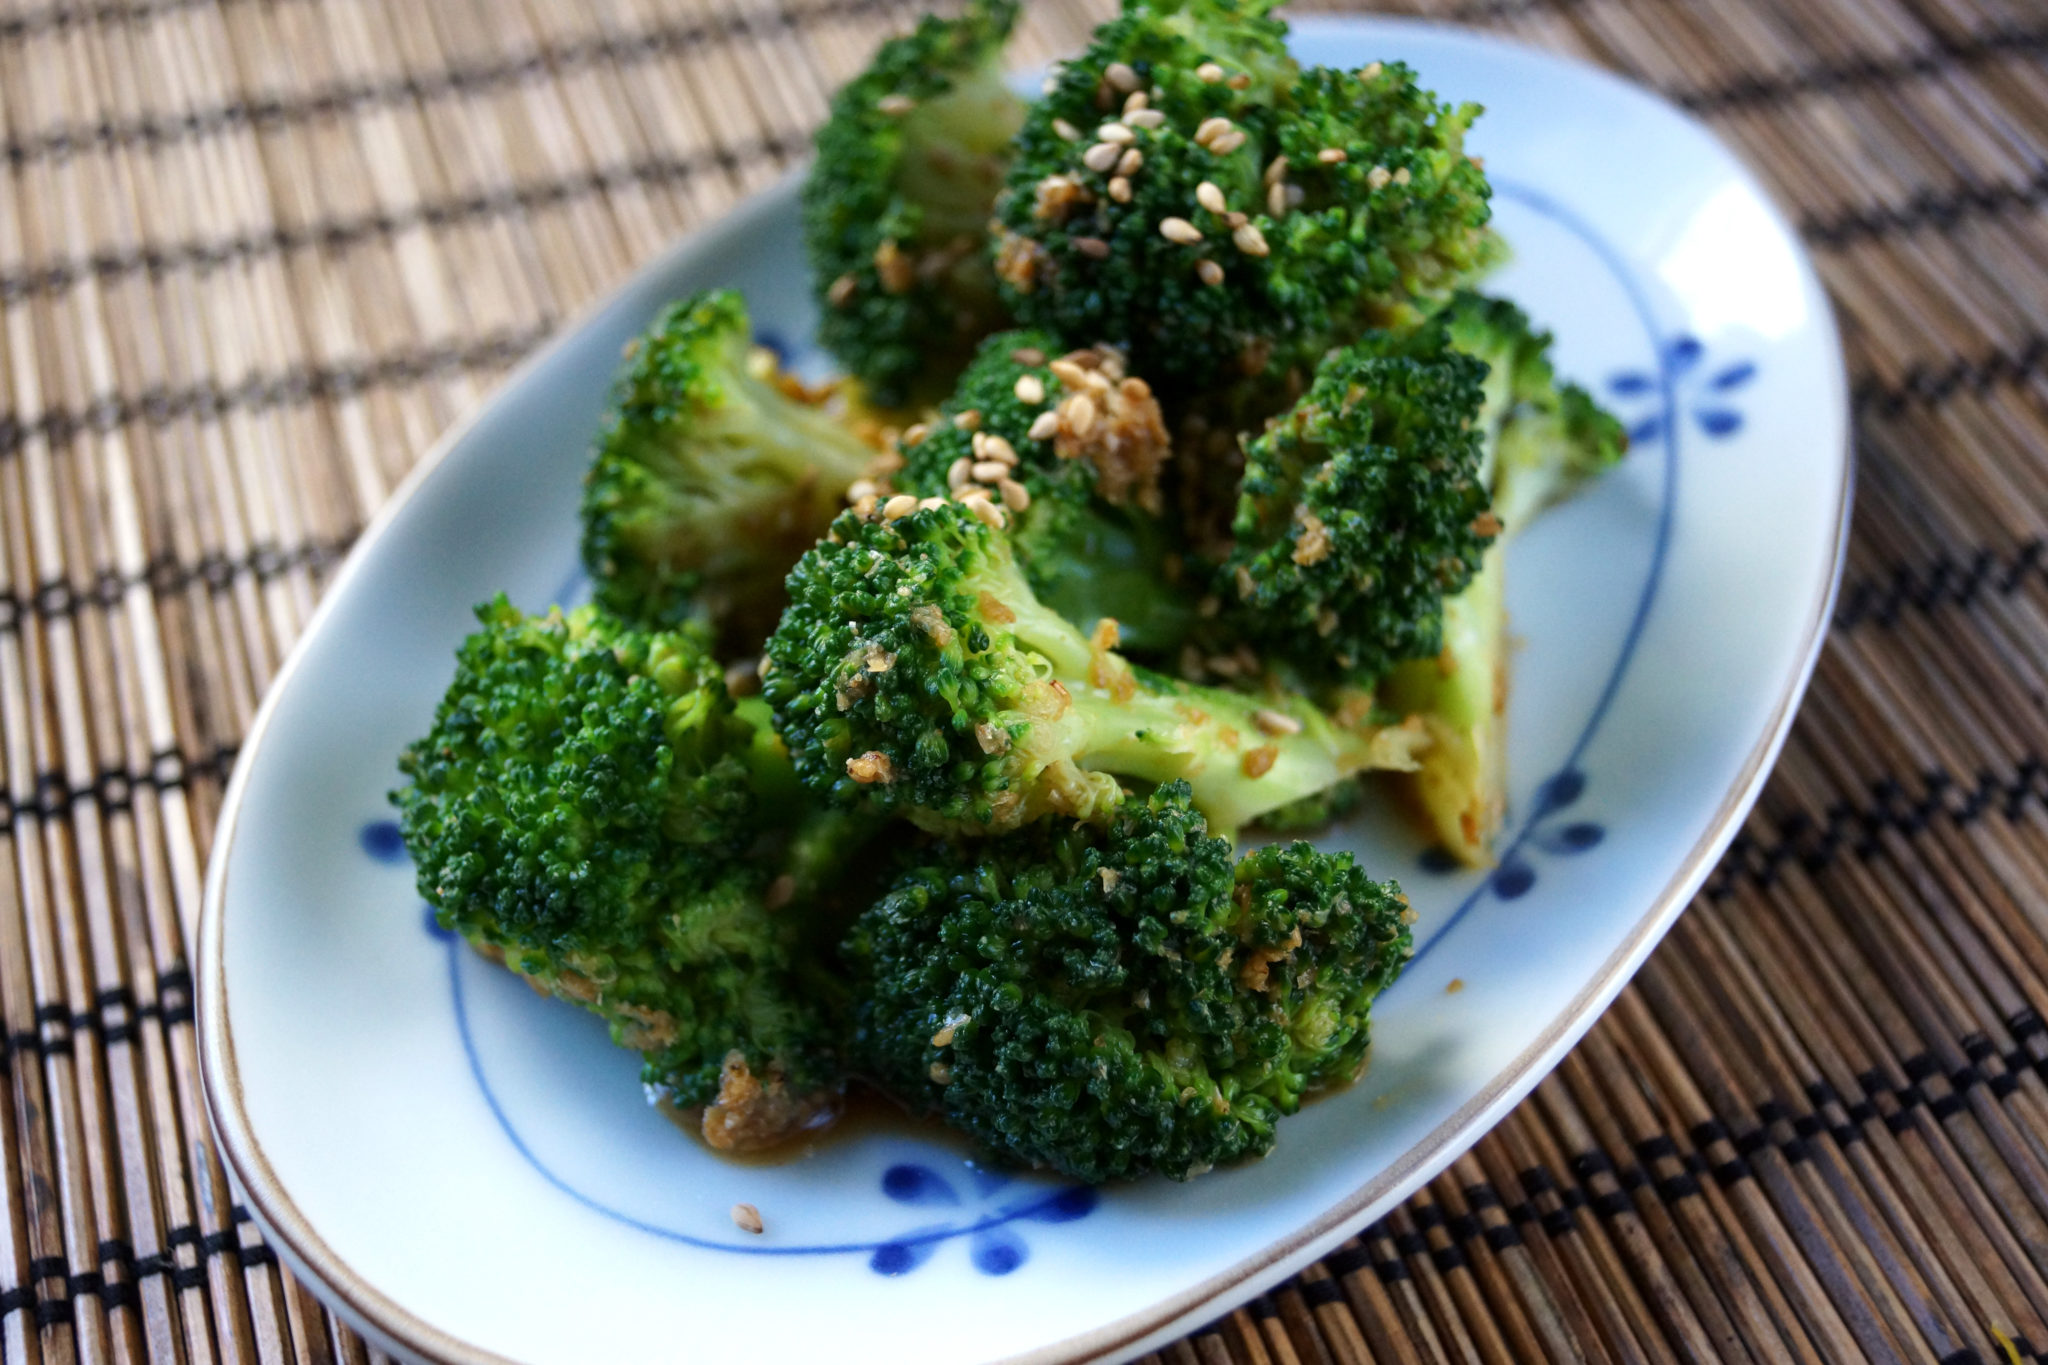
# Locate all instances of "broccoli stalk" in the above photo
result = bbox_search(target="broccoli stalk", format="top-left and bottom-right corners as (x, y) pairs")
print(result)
(763, 500), (1421, 840)
(394, 598), (853, 1151)
(803, 0), (1025, 408)
(580, 290), (881, 646)
(844, 781), (1413, 1182)
(1380, 294), (1626, 864)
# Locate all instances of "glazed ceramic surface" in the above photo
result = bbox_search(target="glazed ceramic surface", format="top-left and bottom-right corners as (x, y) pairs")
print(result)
(200, 19), (1850, 1364)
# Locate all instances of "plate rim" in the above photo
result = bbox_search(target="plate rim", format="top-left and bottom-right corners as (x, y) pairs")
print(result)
(197, 20), (1855, 1364)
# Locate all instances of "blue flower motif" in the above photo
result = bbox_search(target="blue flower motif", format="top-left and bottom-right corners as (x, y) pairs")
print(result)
(870, 1163), (1097, 1277)
(360, 819), (406, 864)
(1606, 333), (1755, 444)
(1415, 769), (1604, 899)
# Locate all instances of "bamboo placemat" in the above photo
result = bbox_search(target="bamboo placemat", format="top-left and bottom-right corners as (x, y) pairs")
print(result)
(0, 0), (2044, 1360)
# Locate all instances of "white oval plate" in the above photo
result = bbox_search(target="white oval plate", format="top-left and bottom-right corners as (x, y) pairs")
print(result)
(200, 18), (1849, 1365)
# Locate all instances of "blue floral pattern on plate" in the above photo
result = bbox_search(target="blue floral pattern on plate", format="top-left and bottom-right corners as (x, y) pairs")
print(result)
(1607, 335), (1755, 444)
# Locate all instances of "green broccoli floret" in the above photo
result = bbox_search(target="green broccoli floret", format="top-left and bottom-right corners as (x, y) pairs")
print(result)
(393, 597), (846, 1150)
(580, 291), (880, 646)
(991, 5), (1491, 393)
(893, 329), (1197, 654)
(803, 0), (1026, 409)
(762, 500), (1421, 839)
(1216, 322), (1497, 689)
(844, 781), (1412, 1182)
(1381, 293), (1626, 864)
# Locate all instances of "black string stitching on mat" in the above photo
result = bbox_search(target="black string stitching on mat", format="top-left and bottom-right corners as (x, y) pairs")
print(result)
(1675, 22), (2048, 114)
(1851, 334), (2048, 414)
(1803, 168), (2048, 249)
(1709, 760), (2048, 899)
(0, 326), (550, 461)
(0, 140), (789, 307)
(0, 0), (891, 170)
(0, 0), (296, 40)
(4, 1028), (2044, 1341)
(0, 743), (239, 833)
(1834, 540), (2048, 630)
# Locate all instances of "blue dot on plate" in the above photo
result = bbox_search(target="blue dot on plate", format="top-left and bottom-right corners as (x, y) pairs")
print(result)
(360, 819), (406, 864)
(971, 1230), (1027, 1276)
(1695, 407), (1744, 438)
(421, 904), (455, 942)
(1418, 846), (1463, 874)
(1607, 370), (1656, 397)
(1710, 360), (1757, 390)
(1536, 769), (1585, 813)
(1493, 859), (1536, 899)
(881, 1164), (959, 1206)
(1023, 1186), (1097, 1223)
(1558, 822), (1605, 851)
(1664, 335), (1703, 374)
(753, 329), (792, 364)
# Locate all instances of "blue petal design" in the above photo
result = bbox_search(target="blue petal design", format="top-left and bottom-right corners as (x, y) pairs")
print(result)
(1710, 360), (1757, 390)
(971, 1228), (1028, 1276)
(1695, 408), (1743, 438)
(1418, 846), (1463, 875)
(360, 820), (406, 864)
(1017, 1186), (1098, 1223)
(1627, 414), (1664, 446)
(421, 904), (455, 942)
(869, 1232), (945, 1276)
(1607, 370), (1656, 397)
(1535, 822), (1606, 855)
(753, 329), (791, 364)
(1493, 858), (1536, 899)
(881, 1164), (959, 1206)
(1535, 769), (1585, 814)
(1664, 335), (1703, 374)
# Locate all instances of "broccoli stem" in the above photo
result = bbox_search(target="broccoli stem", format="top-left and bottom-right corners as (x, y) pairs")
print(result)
(893, 62), (1024, 241)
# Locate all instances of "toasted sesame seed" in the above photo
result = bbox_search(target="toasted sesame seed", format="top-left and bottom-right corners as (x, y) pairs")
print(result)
(1014, 374), (1045, 404)
(1317, 147), (1348, 164)
(963, 495), (1006, 529)
(1267, 181), (1289, 217)
(1042, 74), (1059, 95)
(1366, 165), (1391, 190)
(1160, 216), (1203, 244)
(1227, 73), (1250, 90)
(1263, 155), (1289, 186)
(1064, 392), (1098, 435)
(1197, 259), (1224, 286)
(846, 751), (895, 784)
(847, 478), (879, 503)
(1254, 708), (1304, 736)
(1207, 653), (1244, 677)
(1232, 223), (1269, 256)
(1123, 108), (1165, 130)
(1104, 61), (1141, 92)
(1120, 375), (1151, 400)
(1097, 121), (1135, 145)
(1026, 410), (1061, 441)
(1193, 116), (1232, 146)
(876, 93), (914, 116)
(1393, 167), (1411, 185)
(731, 1203), (765, 1234)
(929, 1062), (953, 1085)
(946, 458), (972, 490)
(1122, 90), (1149, 113)
(1082, 142), (1121, 173)
(971, 460), (1008, 483)
(1048, 359), (1090, 388)
(827, 273), (856, 306)
(1052, 117), (1082, 142)
(953, 409), (981, 431)
(954, 483), (987, 501)
(1196, 61), (1225, 83)
(1361, 60), (1384, 79)
(902, 423), (929, 446)
(982, 434), (1018, 464)
(1241, 745), (1279, 777)
(999, 478), (1031, 512)
(881, 493), (919, 519)
(1196, 181), (1228, 214)
(1116, 147), (1144, 175)
(1208, 128), (1247, 155)
(918, 496), (948, 511)
(1009, 347), (1046, 366)
(1072, 235), (1111, 259)
(1108, 176), (1133, 203)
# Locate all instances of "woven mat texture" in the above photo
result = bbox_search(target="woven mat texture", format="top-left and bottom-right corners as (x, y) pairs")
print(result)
(0, 0), (2045, 1360)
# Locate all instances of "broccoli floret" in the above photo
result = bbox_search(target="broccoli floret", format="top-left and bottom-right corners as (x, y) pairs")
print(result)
(1216, 322), (1497, 689)
(1381, 294), (1626, 864)
(844, 781), (1412, 1182)
(762, 499), (1420, 839)
(893, 329), (1197, 653)
(992, 6), (1492, 393)
(393, 597), (844, 1149)
(803, 0), (1026, 408)
(580, 291), (881, 646)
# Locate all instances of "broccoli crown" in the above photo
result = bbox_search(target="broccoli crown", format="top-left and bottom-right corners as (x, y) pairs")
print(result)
(844, 781), (1413, 1182)
(580, 290), (878, 644)
(765, 499), (1414, 838)
(393, 597), (836, 1110)
(803, 0), (1025, 408)
(1221, 323), (1496, 687)
(893, 329), (1194, 653)
(992, 7), (1491, 392)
